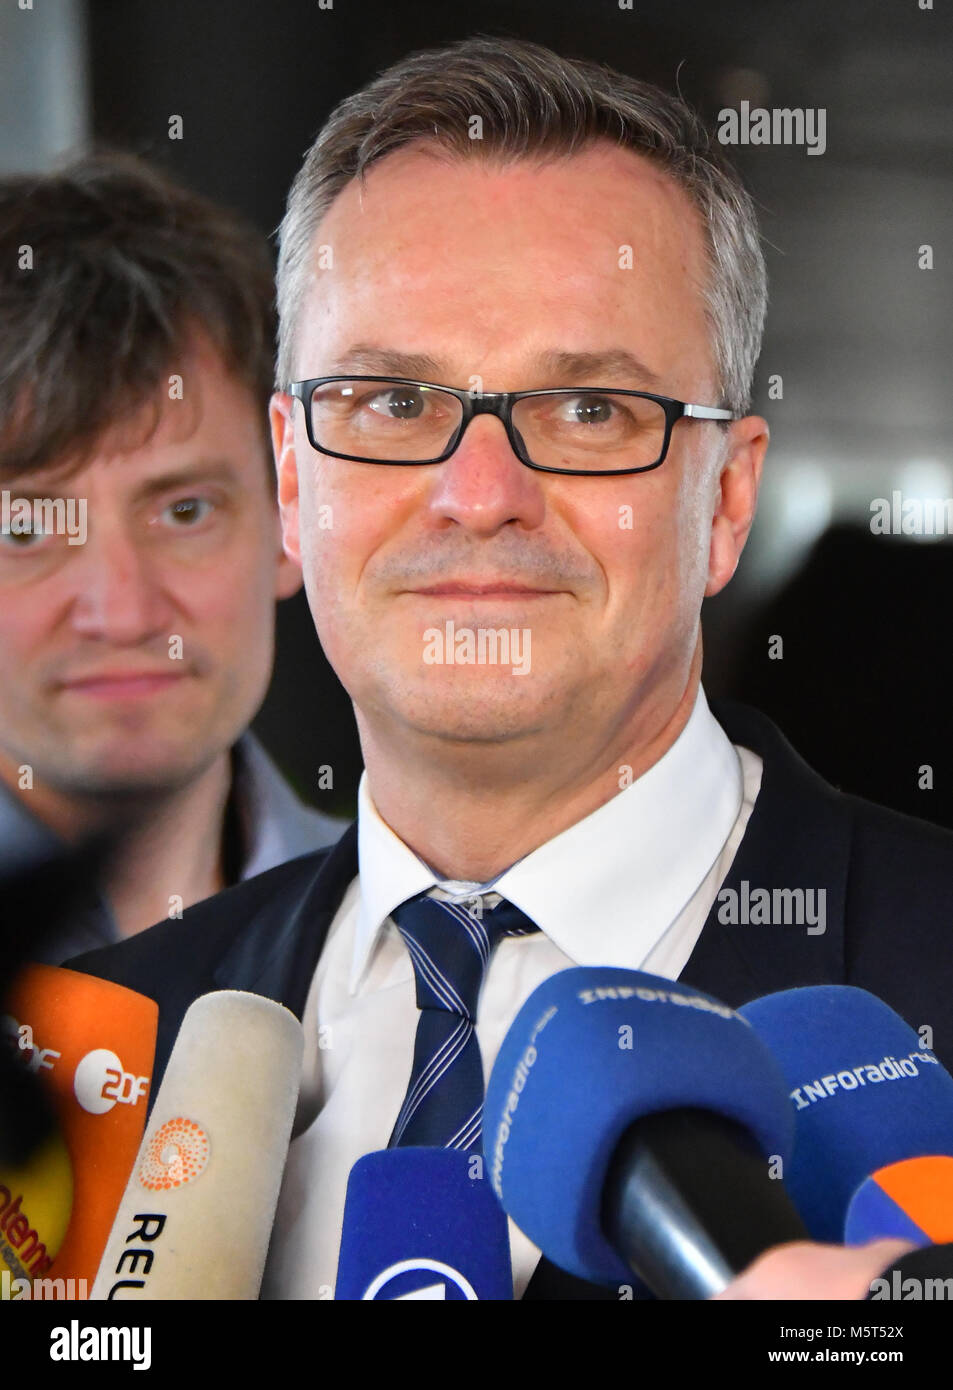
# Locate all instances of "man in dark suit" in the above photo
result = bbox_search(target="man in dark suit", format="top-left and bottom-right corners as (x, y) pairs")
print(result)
(70, 38), (953, 1299)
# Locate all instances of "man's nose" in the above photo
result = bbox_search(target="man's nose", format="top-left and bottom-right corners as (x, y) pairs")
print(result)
(425, 414), (546, 534)
(67, 526), (175, 643)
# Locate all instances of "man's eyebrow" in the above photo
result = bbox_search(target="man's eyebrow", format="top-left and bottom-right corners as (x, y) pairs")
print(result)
(132, 461), (243, 500)
(531, 348), (663, 389)
(0, 460), (245, 500)
(323, 345), (663, 389)
(325, 346), (445, 378)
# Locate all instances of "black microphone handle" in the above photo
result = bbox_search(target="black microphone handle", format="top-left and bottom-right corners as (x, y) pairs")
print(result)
(601, 1106), (809, 1299)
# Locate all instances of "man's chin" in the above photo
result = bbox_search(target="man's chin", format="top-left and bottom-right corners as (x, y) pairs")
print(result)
(389, 687), (552, 746)
(42, 746), (221, 800)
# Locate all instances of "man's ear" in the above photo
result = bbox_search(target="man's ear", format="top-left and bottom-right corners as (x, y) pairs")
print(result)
(706, 414), (769, 597)
(274, 519), (303, 601)
(271, 391), (302, 570)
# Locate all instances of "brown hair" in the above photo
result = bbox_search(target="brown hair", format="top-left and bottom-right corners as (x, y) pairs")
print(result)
(0, 148), (276, 481)
(275, 35), (767, 416)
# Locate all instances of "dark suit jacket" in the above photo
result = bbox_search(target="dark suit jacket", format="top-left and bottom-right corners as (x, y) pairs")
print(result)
(68, 701), (953, 1299)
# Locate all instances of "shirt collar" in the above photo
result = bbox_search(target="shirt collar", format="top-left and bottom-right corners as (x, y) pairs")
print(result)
(351, 685), (743, 988)
(352, 775), (442, 990)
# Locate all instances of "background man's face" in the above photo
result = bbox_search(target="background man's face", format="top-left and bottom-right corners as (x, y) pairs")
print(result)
(275, 141), (758, 756)
(0, 334), (301, 797)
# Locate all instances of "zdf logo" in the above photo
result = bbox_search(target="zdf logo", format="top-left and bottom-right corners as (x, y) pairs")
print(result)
(73, 1048), (149, 1114)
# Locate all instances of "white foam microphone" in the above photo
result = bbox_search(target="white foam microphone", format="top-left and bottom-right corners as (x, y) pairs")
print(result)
(91, 990), (303, 1300)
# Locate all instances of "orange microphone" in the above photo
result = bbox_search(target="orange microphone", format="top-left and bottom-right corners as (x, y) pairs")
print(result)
(1, 965), (157, 1295)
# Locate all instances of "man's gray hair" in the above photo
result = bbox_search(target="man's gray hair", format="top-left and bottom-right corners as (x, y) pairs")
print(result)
(275, 36), (767, 416)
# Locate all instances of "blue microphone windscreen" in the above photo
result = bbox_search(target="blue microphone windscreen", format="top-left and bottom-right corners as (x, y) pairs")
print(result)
(843, 1155), (953, 1247)
(334, 1147), (513, 1300)
(845, 1175), (931, 1248)
(739, 986), (953, 1241)
(484, 967), (795, 1287)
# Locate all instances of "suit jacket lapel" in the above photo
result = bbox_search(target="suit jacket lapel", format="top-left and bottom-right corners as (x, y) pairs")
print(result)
(682, 701), (851, 1006)
(212, 820), (359, 1017)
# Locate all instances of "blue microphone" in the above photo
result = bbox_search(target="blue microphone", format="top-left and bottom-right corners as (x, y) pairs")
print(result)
(334, 1147), (513, 1300)
(844, 1155), (953, 1248)
(738, 985), (953, 1242)
(484, 967), (804, 1298)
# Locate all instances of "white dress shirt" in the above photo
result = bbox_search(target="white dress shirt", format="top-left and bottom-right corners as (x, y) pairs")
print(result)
(261, 686), (763, 1299)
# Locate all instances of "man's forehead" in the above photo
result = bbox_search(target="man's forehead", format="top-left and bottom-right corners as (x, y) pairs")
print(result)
(6, 396), (260, 497)
(333, 137), (692, 214)
(19, 330), (269, 482)
(308, 141), (707, 277)
(315, 142), (698, 269)
(4, 453), (246, 499)
(323, 344), (664, 391)
(2, 325), (267, 493)
(296, 143), (713, 393)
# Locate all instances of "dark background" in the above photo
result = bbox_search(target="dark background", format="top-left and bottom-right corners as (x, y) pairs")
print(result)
(9, 0), (953, 825)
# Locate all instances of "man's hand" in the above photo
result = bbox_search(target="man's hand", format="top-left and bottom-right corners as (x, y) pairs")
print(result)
(712, 1239), (918, 1300)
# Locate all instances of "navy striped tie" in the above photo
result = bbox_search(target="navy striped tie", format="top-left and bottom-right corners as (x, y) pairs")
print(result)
(388, 894), (538, 1152)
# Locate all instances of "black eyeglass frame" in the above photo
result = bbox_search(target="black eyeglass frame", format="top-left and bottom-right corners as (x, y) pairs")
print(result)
(288, 376), (737, 477)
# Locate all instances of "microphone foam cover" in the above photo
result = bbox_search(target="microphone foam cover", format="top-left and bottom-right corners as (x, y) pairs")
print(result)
(739, 986), (953, 1241)
(484, 967), (795, 1286)
(845, 1156), (953, 1248)
(336, 1147), (512, 1300)
(91, 990), (303, 1300)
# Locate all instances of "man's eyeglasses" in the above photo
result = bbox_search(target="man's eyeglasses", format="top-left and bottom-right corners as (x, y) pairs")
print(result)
(288, 377), (737, 476)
